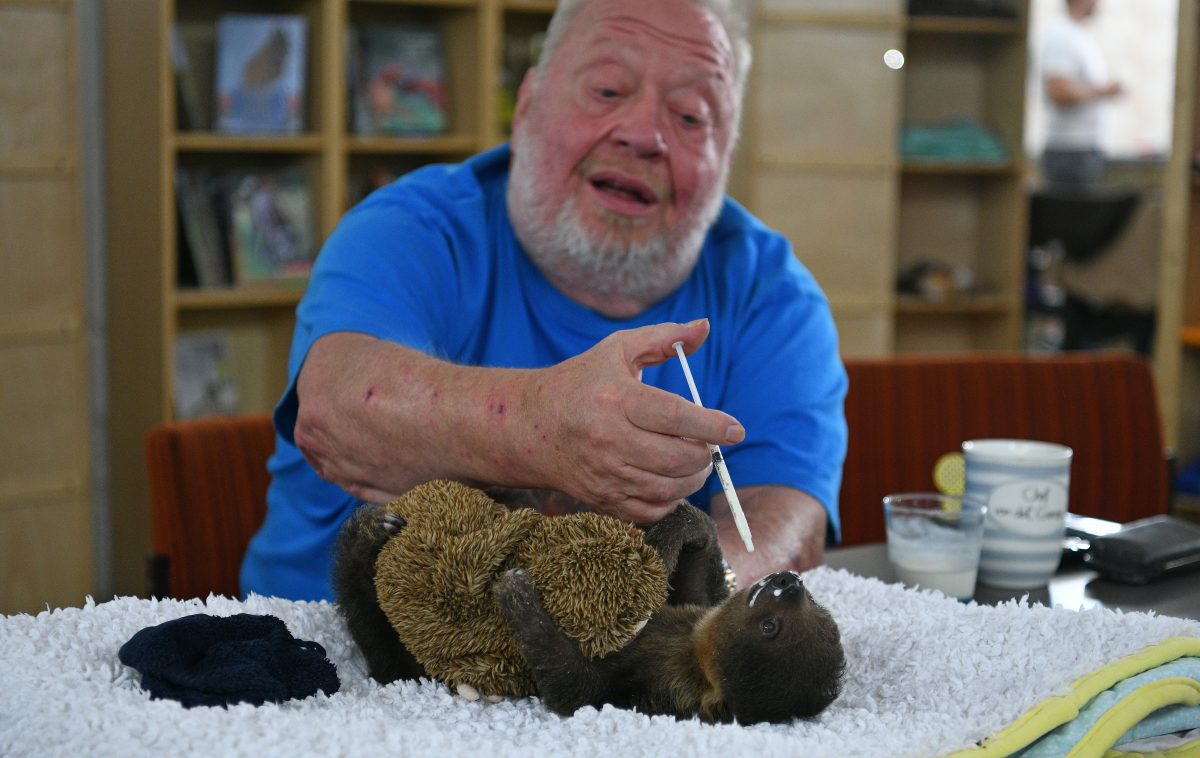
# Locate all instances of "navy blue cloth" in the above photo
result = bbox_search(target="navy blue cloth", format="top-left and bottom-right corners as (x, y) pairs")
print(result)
(118, 613), (339, 708)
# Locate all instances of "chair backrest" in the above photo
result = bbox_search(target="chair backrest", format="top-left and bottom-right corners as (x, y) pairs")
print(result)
(144, 413), (275, 599)
(839, 352), (1170, 546)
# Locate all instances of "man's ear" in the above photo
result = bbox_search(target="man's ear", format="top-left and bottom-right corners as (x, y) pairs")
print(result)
(510, 68), (538, 149)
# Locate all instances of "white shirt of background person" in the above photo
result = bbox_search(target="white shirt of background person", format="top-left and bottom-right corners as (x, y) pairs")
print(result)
(1040, 14), (1111, 150)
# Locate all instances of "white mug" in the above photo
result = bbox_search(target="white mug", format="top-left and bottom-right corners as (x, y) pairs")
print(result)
(963, 439), (1073, 588)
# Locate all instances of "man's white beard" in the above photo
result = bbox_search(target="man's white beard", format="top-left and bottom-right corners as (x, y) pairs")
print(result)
(508, 129), (725, 306)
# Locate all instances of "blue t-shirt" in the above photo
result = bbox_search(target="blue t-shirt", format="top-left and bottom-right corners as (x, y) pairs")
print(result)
(240, 145), (848, 601)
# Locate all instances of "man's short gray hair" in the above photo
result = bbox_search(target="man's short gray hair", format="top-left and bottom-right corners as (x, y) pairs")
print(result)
(532, 0), (752, 104)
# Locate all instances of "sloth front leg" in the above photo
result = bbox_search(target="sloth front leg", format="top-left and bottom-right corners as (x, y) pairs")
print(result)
(331, 504), (424, 683)
(492, 568), (610, 716)
(643, 501), (730, 607)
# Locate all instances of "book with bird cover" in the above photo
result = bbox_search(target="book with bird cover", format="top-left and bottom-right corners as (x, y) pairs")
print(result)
(215, 13), (308, 134)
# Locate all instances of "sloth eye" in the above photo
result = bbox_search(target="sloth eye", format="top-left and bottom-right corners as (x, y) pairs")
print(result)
(759, 617), (780, 639)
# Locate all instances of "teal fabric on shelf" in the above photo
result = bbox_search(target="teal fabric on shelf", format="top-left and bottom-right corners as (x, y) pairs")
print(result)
(901, 120), (1009, 164)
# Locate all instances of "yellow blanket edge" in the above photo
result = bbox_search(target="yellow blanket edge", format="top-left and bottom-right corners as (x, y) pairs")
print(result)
(1076, 678), (1200, 757)
(944, 636), (1200, 758)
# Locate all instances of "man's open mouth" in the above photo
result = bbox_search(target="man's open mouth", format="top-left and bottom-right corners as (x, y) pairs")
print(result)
(588, 172), (659, 206)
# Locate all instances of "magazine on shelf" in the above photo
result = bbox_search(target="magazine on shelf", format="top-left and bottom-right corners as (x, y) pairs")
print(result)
(351, 23), (449, 136)
(175, 167), (231, 288)
(227, 169), (316, 284)
(172, 330), (240, 420)
(171, 20), (216, 130)
(215, 13), (308, 134)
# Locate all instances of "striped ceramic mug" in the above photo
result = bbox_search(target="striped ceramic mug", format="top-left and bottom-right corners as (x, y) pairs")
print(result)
(963, 439), (1073, 588)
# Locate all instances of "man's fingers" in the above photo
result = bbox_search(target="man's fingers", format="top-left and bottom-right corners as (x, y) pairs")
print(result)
(595, 458), (713, 518)
(605, 498), (684, 526)
(626, 386), (745, 447)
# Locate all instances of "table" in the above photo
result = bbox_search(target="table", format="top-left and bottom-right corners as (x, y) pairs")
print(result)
(825, 542), (1200, 621)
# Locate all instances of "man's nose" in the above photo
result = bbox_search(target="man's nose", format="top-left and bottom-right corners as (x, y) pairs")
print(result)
(611, 93), (667, 158)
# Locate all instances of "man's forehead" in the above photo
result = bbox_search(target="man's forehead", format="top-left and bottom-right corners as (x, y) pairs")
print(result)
(567, 6), (734, 79)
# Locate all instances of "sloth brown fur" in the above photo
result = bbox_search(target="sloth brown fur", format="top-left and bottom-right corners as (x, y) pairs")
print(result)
(332, 481), (846, 724)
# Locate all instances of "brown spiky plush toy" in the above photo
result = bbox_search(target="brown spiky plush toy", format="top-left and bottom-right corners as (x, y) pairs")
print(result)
(368, 480), (668, 698)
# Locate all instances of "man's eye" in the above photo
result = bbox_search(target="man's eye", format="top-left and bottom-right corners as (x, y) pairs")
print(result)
(680, 114), (701, 126)
(759, 617), (780, 639)
(596, 88), (620, 99)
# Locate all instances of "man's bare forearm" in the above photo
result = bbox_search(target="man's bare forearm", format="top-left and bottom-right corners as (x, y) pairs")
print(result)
(291, 325), (744, 521)
(293, 332), (539, 504)
(709, 485), (827, 588)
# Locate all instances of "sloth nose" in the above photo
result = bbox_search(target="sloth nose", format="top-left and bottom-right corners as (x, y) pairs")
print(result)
(748, 571), (806, 607)
(766, 571), (802, 595)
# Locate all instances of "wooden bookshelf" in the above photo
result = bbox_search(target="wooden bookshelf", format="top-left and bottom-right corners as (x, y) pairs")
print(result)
(741, 0), (1029, 356)
(102, 0), (557, 598)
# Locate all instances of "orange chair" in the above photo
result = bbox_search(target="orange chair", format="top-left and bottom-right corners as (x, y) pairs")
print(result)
(144, 413), (275, 599)
(838, 352), (1172, 547)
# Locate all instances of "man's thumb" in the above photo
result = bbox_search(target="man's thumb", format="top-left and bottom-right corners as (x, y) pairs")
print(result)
(627, 318), (710, 370)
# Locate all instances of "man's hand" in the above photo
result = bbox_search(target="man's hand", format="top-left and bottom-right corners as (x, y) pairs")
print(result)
(293, 319), (743, 524)
(710, 485), (827, 589)
(514, 319), (743, 523)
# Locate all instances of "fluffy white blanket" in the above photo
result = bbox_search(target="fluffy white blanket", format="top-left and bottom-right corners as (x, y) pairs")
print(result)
(3, 567), (1198, 757)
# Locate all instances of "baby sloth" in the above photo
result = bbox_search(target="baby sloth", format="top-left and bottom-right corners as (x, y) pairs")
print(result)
(333, 496), (845, 724)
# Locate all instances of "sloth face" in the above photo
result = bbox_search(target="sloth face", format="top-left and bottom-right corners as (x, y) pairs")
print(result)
(711, 572), (845, 724)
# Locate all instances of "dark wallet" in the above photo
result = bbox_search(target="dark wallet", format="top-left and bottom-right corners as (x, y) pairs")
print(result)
(1082, 514), (1200, 585)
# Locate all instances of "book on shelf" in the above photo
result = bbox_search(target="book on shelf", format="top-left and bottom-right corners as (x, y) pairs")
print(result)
(171, 20), (216, 131)
(215, 13), (308, 134)
(228, 169), (316, 284)
(498, 30), (545, 134)
(172, 330), (240, 420)
(175, 167), (232, 288)
(351, 23), (450, 137)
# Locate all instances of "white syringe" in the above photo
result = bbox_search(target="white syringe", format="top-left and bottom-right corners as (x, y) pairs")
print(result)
(672, 341), (754, 552)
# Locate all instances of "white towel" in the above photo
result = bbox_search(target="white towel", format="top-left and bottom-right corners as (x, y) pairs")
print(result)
(2, 567), (1198, 757)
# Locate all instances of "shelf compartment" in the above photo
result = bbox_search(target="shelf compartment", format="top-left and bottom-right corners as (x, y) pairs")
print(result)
(175, 310), (296, 416)
(901, 29), (1027, 160)
(752, 22), (904, 166)
(347, 1), (483, 148)
(173, 0), (329, 134)
(897, 173), (1025, 284)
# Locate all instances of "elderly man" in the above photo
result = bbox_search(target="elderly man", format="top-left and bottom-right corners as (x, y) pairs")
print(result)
(240, 0), (848, 601)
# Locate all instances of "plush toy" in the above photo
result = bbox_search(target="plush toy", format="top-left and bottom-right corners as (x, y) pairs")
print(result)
(371, 480), (668, 697)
